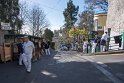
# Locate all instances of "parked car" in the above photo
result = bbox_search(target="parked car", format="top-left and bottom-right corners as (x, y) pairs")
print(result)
(60, 45), (68, 51)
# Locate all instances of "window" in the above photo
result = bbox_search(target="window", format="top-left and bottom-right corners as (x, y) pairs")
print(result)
(94, 19), (98, 31)
(98, 26), (102, 30)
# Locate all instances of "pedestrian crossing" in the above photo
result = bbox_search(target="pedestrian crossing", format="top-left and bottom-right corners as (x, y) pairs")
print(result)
(54, 51), (87, 63)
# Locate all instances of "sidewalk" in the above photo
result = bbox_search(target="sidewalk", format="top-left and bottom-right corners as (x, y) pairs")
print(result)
(95, 50), (124, 55)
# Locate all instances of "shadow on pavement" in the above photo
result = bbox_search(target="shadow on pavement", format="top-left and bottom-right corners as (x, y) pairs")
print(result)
(104, 61), (124, 82)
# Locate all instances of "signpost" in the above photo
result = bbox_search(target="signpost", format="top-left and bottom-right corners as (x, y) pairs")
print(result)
(1, 22), (12, 30)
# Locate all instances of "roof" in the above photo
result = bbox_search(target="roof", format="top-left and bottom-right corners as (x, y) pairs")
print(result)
(94, 12), (107, 16)
(4, 34), (43, 39)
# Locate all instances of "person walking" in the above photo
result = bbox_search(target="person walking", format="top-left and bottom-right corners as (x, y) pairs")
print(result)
(100, 32), (109, 52)
(83, 38), (88, 53)
(23, 36), (35, 73)
(44, 41), (51, 56)
(71, 42), (74, 50)
(75, 41), (79, 51)
(41, 41), (45, 54)
(17, 37), (24, 66)
(92, 34), (99, 53)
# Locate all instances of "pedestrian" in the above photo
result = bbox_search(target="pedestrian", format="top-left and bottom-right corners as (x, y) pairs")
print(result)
(92, 34), (99, 53)
(67, 43), (70, 51)
(83, 38), (88, 53)
(44, 41), (51, 56)
(100, 32), (109, 52)
(71, 42), (74, 50)
(41, 41), (45, 54)
(75, 41), (79, 51)
(23, 36), (35, 73)
(17, 37), (24, 66)
(33, 41), (40, 61)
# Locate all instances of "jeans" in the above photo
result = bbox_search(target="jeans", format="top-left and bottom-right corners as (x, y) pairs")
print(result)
(45, 49), (50, 55)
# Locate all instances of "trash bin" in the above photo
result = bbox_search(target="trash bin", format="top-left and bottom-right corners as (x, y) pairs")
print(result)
(95, 45), (100, 52)
(86, 44), (92, 53)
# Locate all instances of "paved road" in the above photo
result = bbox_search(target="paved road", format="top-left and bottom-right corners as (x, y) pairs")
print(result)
(1, 51), (123, 83)
(81, 54), (124, 82)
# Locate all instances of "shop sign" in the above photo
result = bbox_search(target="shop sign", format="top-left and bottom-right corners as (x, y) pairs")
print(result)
(1, 22), (12, 30)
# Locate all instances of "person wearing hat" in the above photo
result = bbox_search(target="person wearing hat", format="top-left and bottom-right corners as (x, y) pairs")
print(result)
(23, 36), (35, 73)
(100, 32), (109, 52)
(17, 37), (24, 66)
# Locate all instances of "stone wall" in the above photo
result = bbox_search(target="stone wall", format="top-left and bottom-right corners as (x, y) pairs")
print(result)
(106, 0), (124, 37)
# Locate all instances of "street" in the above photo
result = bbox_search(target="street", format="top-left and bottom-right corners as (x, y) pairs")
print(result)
(1, 0), (124, 83)
(0, 51), (124, 83)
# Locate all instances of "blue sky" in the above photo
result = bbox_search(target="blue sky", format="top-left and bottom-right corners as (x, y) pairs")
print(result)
(20, 0), (85, 31)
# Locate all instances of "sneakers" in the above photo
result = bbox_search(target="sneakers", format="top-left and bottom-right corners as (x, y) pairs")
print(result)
(18, 64), (23, 66)
(27, 70), (31, 73)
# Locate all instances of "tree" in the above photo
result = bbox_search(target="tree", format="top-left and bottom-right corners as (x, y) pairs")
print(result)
(17, 1), (28, 33)
(63, 0), (79, 29)
(28, 6), (49, 37)
(85, 0), (108, 12)
(0, 0), (20, 33)
(19, 1), (28, 24)
(78, 7), (94, 33)
(43, 28), (54, 41)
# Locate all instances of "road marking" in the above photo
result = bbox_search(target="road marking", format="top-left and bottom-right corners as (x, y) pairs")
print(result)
(97, 62), (108, 67)
(79, 56), (123, 83)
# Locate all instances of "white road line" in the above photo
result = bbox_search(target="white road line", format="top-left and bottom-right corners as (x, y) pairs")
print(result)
(79, 56), (123, 83)
(97, 62), (108, 67)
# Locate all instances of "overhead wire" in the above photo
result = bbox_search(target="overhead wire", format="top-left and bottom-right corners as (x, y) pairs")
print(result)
(44, 0), (63, 15)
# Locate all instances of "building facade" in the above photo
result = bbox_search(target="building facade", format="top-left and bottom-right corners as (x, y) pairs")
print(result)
(106, 0), (124, 50)
(94, 13), (107, 36)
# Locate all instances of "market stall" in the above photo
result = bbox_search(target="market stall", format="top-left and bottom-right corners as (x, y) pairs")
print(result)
(0, 43), (12, 63)
(33, 37), (43, 61)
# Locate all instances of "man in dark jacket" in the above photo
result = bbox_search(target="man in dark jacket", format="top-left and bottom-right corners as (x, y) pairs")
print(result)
(44, 41), (51, 56)
(17, 37), (24, 65)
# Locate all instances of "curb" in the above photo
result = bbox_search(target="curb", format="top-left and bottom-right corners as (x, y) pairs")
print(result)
(94, 50), (124, 55)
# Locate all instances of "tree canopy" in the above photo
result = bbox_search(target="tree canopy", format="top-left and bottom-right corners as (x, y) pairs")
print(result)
(43, 28), (54, 41)
(85, 0), (108, 12)
(0, 0), (21, 31)
(78, 8), (94, 31)
(27, 6), (49, 37)
(63, 0), (79, 29)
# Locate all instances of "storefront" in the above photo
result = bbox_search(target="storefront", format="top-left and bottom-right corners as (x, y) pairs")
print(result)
(0, 33), (43, 63)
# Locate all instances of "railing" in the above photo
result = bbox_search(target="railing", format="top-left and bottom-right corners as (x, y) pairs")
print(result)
(85, 37), (122, 53)
(108, 37), (121, 51)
